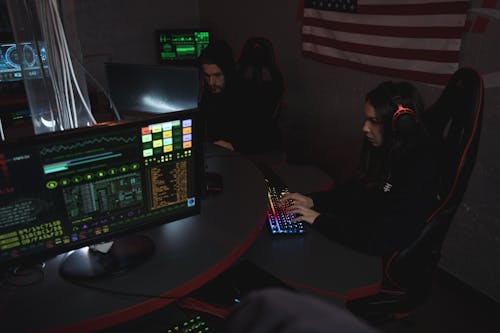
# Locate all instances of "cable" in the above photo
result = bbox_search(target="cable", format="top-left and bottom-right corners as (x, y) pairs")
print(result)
(281, 279), (346, 301)
(51, 0), (95, 124)
(69, 52), (122, 121)
(64, 278), (182, 300)
(34, 0), (96, 131)
(177, 296), (232, 319)
(3, 264), (46, 287)
(0, 117), (5, 141)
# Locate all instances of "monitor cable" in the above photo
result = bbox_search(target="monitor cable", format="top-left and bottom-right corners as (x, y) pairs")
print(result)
(281, 278), (346, 301)
(64, 277), (182, 301)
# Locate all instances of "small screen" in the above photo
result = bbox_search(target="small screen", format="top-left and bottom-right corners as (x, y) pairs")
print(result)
(156, 29), (210, 65)
(0, 109), (202, 268)
(0, 41), (49, 82)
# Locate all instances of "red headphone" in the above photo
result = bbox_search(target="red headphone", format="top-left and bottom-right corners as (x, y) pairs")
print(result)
(392, 103), (417, 132)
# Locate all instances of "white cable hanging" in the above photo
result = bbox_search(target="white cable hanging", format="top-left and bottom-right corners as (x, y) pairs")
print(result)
(35, 0), (96, 131)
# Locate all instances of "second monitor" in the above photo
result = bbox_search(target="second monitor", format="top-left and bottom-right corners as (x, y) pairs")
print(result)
(106, 63), (199, 115)
(156, 28), (210, 65)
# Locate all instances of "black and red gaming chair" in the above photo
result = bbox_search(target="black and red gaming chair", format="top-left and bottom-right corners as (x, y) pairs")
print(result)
(236, 36), (285, 114)
(344, 67), (484, 323)
(234, 37), (285, 153)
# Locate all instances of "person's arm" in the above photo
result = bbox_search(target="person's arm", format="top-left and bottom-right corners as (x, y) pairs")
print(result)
(213, 140), (235, 151)
(223, 288), (381, 333)
(279, 192), (318, 224)
(280, 178), (366, 224)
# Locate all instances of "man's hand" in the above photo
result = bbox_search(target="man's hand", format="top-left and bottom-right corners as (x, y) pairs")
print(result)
(214, 140), (235, 151)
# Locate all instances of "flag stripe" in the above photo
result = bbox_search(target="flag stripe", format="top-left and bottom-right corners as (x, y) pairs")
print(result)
(301, 0), (470, 84)
(356, 1), (470, 15)
(304, 8), (467, 27)
(302, 25), (462, 51)
(359, 0), (465, 4)
(303, 50), (452, 85)
(303, 17), (466, 38)
(302, 34), (460, 62)
(303, 42), (459, 74)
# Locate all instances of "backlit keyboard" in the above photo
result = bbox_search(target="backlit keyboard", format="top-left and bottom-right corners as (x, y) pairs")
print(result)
(266, 182), (305, 235)
(166, 315), (211, 332)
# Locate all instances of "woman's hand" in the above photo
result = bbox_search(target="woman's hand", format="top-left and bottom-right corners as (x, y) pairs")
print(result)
(280, 192), (314, 209)
(280, 193), (319, 224)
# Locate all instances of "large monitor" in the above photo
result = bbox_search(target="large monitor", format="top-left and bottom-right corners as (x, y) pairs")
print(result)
(156, 28), (210, 65)
(106, 63), (199, 115)
(0, 109), (203, 278)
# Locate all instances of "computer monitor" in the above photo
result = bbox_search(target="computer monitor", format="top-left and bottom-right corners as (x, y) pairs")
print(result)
(156, 29), (210, 65)
(105, 63), (199, 115)
(0, 38), (49, 82)
(0, 109), (203, 279)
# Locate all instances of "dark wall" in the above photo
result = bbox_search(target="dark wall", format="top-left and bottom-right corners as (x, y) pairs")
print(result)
(199, 0), (500, 302)
(73, 0), (200, 87)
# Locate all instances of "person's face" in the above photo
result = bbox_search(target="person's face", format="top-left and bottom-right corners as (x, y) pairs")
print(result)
(202, 64), (225, 94)
(362, 101), (384, 147)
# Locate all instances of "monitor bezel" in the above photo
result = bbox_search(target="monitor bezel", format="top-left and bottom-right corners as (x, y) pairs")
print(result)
(155, 28), (211, 66)
(0, 108), (204, 270)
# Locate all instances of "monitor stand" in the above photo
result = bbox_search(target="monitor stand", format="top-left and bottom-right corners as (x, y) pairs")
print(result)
(59, 234), (155, 280)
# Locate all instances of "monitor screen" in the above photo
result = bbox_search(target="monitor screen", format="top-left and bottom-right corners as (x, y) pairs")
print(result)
(0, 40), (49, 82)
(156, 29), (210, 65)
(0, 109), (203, 271)
(106, 63), (199, 114)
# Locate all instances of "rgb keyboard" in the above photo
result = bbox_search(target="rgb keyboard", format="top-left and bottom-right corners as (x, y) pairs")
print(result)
(266, 182), (305, 235)
(166, 315), (211, 332)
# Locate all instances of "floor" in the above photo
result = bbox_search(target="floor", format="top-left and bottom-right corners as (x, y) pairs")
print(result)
(379, 269), (500, 333)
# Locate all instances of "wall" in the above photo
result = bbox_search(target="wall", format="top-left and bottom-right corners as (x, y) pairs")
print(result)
(73, 0), (200, 87)
(199, 0), (500, 302)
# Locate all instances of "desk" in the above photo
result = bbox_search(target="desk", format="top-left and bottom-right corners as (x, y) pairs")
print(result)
(244, 164), (381, 304)
(0, 144), (268, 333)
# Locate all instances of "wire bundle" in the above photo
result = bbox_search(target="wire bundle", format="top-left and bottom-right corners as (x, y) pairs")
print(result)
(35, 0), (96, 131)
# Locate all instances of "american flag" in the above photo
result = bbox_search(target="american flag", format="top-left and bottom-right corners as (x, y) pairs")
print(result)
(300, 0), (471, 85)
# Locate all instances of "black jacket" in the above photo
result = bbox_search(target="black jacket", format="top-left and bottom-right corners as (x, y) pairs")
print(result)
(200, 83), (283, 154)
(309, 139), (441, 257)
(199, 86), (240, 145)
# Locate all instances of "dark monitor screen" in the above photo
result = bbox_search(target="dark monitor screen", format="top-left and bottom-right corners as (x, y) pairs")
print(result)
(106, 63), (199, 114)
(0, 40), (49, 82)
(0, 109), (203, 272)
(156, 29), (210, 65)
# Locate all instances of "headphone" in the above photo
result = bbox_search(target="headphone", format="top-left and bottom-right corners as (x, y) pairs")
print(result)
(390, 95), (419, 137)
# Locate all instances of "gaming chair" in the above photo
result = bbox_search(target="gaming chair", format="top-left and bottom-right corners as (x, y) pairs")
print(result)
(344, 67), (484, 323)
(236, 36), (285, 114)
(234, 37), (285, 153)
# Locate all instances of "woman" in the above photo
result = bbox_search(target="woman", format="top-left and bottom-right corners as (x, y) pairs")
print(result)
(281, 81), (441, 256)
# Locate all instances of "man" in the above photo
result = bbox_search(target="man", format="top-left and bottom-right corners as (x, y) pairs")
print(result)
(198, 40), (239, 151)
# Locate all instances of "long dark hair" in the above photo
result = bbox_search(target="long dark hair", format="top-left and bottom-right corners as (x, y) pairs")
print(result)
(357, 81), (425, 187)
